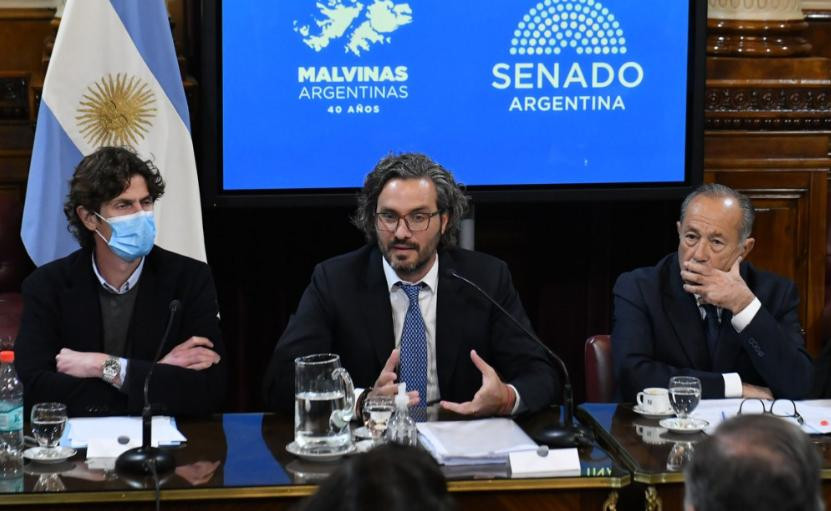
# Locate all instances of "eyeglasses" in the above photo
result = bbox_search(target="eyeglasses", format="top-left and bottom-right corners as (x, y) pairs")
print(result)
(375, 211), (441, 232)
(737, 398), (804, 425)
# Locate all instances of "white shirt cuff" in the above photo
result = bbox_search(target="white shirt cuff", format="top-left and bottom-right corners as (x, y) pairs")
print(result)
(723, 372), (743, 398)
(730, 297), (761, 333)
(507, 384), (524, 415)
(112, 357), (128, 391)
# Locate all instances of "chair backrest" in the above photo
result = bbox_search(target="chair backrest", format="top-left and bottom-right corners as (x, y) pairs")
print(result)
(584, 335), (614, 402)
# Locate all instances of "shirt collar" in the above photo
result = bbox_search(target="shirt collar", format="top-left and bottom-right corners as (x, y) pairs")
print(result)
(91, 252), (145, 294)
(382, 254), (439, 292)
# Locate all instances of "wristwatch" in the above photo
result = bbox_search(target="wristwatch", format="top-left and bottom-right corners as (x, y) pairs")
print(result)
(102, 356), (122, 387)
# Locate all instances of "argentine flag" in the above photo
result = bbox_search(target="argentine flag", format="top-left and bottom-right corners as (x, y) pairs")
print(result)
(22, 0), (206, 266)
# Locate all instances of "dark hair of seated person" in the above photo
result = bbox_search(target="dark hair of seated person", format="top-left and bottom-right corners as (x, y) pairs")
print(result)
(294, 443), (456, 511)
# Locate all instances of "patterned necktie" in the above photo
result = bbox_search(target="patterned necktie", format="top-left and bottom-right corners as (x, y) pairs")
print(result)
(398, 283), (428, 413)
(703, 304), (720, 361)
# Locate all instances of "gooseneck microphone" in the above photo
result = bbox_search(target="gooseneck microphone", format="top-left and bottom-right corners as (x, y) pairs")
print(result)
(446, 269), (593, 448)
(115, 299), (180, 476)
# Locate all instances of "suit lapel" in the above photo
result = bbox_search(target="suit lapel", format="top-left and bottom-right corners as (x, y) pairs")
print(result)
(435, 250), (463, 398)
(662, 257), (712, 370)
(361, 247), (396, 369)
(62, 250), (103, 351)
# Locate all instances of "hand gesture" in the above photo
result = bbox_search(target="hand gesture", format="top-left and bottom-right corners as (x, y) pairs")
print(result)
(440, 350), (514, 417)
(681, 257), (755, 314)
(372, 349), (420, 405)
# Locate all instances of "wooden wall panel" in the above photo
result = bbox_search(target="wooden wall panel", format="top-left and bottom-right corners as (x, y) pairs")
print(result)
(705, 132), (830, 355)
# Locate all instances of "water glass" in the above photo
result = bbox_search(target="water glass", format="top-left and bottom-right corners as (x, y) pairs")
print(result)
(362, 394), (395, 444)
(668, 376), (701, 426)
(31, 402), (67, 456)
(666, 441), (695, 471)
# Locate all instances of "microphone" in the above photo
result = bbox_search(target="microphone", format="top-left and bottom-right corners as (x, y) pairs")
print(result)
(115, 299), (180, 476)
(446, 269), (593, 448)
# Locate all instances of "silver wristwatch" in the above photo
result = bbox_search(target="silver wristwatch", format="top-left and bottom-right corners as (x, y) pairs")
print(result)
(102, 356), (122, 387)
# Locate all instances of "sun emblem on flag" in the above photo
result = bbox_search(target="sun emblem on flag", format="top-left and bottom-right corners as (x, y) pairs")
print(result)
(76, 73), (156, 148)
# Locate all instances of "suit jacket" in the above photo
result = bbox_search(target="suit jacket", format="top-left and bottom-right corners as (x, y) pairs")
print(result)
(612, 253), (812, 401)
(15, 246), (226, 417)
(263, 245), (559, 414)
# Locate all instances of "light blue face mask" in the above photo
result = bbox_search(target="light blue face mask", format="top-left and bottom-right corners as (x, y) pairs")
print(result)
(95, 210), (156, 262)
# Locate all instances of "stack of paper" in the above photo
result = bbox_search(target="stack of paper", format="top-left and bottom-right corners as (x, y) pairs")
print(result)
(416, 418), (537, 466)
(62, 416), (187, 449)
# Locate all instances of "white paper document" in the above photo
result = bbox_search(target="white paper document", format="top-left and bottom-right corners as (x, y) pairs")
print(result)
(417, 418), (537, 466)
(509, 448), (581, 478)
(61, 416), (187, 449)
(692, 399), (831, 435)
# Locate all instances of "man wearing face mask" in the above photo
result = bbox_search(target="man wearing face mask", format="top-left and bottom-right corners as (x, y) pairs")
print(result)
(612, 184), (813, 402)
(15, 147), (225, 417)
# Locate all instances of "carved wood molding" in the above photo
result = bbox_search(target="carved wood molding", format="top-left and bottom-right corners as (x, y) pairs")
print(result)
(705, 87), (831, 129)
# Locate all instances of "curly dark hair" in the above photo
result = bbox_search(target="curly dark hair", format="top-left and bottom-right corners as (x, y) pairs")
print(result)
(63, 146), (165, 249)
(352, 153), (469, 247)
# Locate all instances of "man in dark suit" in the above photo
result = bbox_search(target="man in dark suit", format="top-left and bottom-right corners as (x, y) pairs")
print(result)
(612, 184), (813, 402)
(263, 153), (558, 416)
(15, 147), (225, 417)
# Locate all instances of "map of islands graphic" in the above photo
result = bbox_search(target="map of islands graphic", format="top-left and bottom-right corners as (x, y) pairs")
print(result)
(293, 0), (413, 56)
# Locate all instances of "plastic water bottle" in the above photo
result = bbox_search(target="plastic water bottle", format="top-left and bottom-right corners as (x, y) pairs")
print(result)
(0, 350), (23, 486)
(386, 383), (418, 446)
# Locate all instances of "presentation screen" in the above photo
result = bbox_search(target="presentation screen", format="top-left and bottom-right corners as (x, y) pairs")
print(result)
(212, 0), (704, 202)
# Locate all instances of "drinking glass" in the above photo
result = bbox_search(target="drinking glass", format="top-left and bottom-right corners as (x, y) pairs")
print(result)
(361, 394), (395, 444)
(668, 376), (701, 426)
(31, 402), (67, 457)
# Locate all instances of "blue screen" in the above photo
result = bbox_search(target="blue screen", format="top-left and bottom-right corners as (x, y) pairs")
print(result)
(222, 0), (690, 190)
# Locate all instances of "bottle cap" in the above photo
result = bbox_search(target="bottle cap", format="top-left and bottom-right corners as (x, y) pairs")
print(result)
(395, 382), (408, 410)
(0, 351), (13, 363)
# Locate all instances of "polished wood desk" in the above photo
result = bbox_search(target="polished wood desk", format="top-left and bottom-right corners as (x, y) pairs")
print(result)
(578, 403), (831, 511)
(0, 411), (629, 510)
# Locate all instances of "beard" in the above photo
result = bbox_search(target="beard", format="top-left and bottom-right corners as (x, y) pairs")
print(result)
(379, 230), (442, 279)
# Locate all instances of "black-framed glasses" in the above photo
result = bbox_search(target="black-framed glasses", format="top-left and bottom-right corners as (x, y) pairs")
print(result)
(375, 211), (441, 232)
(737, 398), (804, 425)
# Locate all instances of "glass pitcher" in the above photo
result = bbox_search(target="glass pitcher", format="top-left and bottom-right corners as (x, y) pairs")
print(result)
(294, 353), (355, 454)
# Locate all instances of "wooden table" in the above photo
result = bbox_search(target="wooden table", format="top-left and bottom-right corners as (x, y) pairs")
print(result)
(578, 402), (831, 511)
(0, 411), (630, 510)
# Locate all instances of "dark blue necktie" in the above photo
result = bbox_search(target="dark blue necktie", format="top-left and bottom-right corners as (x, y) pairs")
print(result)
(398, 283), (428, 413)
(703, 304), (720, 360)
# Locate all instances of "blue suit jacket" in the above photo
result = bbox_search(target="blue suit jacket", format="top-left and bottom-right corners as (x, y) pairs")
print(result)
(612, 253), (813, 401)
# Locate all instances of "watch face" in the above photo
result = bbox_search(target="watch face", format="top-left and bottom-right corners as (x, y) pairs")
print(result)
(103, 358), (119, 381)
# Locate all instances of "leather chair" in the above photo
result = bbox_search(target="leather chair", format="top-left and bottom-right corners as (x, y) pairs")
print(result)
(584, 335), (614, 402)
(0, 193), (30, 343)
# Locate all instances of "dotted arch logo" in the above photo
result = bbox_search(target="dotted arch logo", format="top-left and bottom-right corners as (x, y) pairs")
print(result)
(509, 0), (627, 57)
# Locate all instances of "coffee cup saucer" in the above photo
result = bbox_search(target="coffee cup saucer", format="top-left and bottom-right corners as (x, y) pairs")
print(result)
(286, 441), (356, 462)
(632, 405), (674, 419)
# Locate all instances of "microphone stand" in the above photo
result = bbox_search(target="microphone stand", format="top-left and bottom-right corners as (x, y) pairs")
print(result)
(448, 270), (594, 448)
(115, 300), (180, 476)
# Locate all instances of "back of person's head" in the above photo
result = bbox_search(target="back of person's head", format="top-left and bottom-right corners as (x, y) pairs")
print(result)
(296, 443), (456, 511)
(684, 414), (822, 511)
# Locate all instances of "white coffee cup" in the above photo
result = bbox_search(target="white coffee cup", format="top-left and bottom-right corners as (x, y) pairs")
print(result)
(636, 387), (671, 414)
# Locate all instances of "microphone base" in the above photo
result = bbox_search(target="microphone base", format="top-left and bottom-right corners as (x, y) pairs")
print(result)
(532, 423), (595, 448)
(115, 446), (175, 476)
